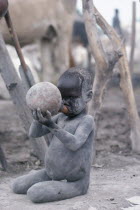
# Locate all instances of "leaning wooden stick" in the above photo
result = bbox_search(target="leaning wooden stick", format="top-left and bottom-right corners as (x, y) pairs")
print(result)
(4, 10), (34, 87)
(0, 0), (34, 88)
(5, 11), (27, 71)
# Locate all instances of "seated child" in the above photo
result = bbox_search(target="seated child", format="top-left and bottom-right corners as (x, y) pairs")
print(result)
(12, 67), (95, 203)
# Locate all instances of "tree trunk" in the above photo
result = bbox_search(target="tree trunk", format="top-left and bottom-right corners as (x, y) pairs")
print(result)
(0, 34), (47, 162)
(94, 6), (140, 153)
(82, 0), (121, 119)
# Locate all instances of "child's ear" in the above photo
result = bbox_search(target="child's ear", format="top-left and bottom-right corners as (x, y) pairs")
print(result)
(86, 90), (93, 102)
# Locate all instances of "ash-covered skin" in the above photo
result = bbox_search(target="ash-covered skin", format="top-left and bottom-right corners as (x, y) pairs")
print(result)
(12, 67), (95, 203)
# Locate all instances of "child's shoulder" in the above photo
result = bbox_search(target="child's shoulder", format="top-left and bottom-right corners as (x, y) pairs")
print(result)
(55, 113), (67, 121)
(82, 114), (95, 126)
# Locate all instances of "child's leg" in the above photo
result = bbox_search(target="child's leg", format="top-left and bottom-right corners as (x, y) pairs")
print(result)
(27, 177), (89, 203)
(12, 169), (51, 194)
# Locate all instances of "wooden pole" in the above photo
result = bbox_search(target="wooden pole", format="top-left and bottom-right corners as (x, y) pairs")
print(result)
(129, 1), (136, 73)
(86, 2), (140, 154)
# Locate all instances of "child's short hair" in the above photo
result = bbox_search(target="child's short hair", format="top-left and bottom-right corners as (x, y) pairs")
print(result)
(58, 67), (92, 93)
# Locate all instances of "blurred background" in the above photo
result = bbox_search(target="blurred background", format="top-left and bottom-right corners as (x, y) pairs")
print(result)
(77, 0), (140, 24)
(0, 0), (139, 89)
(1, 2), (140, 208)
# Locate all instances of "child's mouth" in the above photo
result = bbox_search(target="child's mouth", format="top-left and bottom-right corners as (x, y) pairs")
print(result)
(59, 104), (69, 114)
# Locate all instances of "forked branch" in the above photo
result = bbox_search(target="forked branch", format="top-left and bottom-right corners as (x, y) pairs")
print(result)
(82, 0), (121, 117)
(83, 0), (140, 153)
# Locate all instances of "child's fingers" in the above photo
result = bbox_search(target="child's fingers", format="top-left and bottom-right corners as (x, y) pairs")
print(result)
(46, 110), (51, 119)
(32, 110), (36, 118)
(32, 110), (38, 120)
(37, 108), (44, 121)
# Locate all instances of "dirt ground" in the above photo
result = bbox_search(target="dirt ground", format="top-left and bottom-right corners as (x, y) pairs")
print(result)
(0, 86), (140, 210)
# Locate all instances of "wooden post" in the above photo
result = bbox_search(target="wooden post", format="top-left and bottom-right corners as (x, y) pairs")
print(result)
(129, 1), (136, 73)
(0, 34), (47, 162)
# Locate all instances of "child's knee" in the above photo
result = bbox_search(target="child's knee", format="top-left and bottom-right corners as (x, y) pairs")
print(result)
(12, 177), (27, 194)
(77, 178), (89, 195)
(81, 183), (89, 194)
(27, 184), (42, 203)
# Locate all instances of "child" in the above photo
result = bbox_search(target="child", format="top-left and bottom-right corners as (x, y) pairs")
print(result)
(12, 67), (95, 203)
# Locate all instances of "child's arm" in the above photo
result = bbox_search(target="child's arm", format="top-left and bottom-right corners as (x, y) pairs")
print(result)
(37, 110), (94, 151)
(29, 109), (59, 138)
(49, 115), (94, 151)
(29, 120), (50, 138)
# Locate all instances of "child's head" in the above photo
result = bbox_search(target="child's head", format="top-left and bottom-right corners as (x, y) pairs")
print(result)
(57, 67), (93, 116)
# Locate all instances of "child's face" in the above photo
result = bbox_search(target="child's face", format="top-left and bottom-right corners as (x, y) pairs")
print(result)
(60, 84), (87, 117)
(62, 95), (86, 117)
(58, 72), (92, 117)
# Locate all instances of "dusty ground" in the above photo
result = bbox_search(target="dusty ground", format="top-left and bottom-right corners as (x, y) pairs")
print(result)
(0, 87), (140, 210)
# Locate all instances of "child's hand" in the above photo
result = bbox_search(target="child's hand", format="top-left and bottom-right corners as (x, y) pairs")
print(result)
(33, 108), (54, 128)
